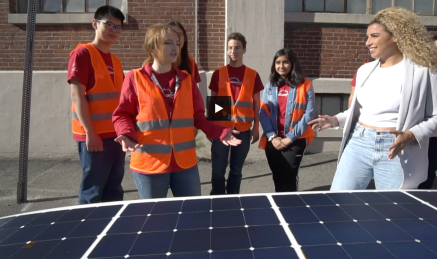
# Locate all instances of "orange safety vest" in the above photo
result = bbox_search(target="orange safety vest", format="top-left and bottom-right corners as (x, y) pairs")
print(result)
(214, 66), (256, 131)
(130, 69), (197, 174)
(259, 78), (315, 149)
(70, 43), (123, 136)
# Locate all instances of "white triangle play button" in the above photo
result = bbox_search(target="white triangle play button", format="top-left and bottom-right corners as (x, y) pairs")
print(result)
(215, 104), (223, 113)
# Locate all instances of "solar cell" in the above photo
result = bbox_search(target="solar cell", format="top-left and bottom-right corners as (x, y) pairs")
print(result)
(342, 243), (396, 259)
(0, 191), (436, 259)
(407, 191), (437, 204)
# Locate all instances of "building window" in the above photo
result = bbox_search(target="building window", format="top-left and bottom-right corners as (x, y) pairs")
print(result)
(17, 0), (123, 13)
(315, 94), (349, 117)
(285, 0), (437, 16)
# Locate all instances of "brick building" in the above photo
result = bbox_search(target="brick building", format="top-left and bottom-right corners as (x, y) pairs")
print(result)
(1, 0), (437, 154)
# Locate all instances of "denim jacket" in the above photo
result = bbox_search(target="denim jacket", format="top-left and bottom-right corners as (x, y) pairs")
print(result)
(259, 81), (315, 142)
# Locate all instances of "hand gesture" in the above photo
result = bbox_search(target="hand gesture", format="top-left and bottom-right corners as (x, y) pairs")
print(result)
(114, 135), (144, 152)
(272, 137), (287, 150)
(222, 130), (242, 146)
(308, 115), (338, 132)
(280, 137), (292, 147)
(86, 132), (103, 152)
(251, 127), (260, 144)
(387, 130), (415, 160)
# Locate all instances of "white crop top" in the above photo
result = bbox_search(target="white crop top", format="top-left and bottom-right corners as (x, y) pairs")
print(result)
(357, 59), (404, 128)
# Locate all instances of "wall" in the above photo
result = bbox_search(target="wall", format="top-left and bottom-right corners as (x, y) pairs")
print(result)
(0, 71), (351, 155)
(1, 0), (225, 71)
(0, 71), (218, 155)
(284, 23), (371, 78)
(226, 0), (284, 83)
(0, 72), (74, 154)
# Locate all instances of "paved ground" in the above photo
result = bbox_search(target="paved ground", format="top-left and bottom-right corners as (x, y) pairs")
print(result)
(0, 133), (434, 218)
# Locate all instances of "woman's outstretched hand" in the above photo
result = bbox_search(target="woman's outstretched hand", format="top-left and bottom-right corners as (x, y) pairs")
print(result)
(222, 130), (242, 146)
(308, 115), (339, 132)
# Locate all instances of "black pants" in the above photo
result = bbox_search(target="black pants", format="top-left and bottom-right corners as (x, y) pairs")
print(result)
(418, 137), (437, 189)
(265, 138), (307, 192)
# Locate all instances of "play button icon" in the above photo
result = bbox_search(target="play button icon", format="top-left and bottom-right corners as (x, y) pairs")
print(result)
(206, 96), (232, 121)
(215, 104), (223, 113)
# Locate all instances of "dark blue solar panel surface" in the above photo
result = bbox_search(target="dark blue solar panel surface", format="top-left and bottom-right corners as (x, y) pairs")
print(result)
(275, 192), (437, 258)
(0, 192), (436, 258)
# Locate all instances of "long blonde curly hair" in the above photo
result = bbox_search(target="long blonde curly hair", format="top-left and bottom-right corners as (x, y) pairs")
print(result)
(371, 7), (437, 70)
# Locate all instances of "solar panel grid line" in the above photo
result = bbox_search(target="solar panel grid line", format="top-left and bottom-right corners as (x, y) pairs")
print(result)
(80, 204), (128, 259)
(267, 195), (305, 259)
(0, 189), (422, 222)
(238, 197), (255, 257)
(161, 200), (184, 257)
(279, 191), (437, 258)
(1, 191), (437, 259)
(403, 191), (437, 211)
(0, 199), (132, 220)
(290, 193), (369, 258)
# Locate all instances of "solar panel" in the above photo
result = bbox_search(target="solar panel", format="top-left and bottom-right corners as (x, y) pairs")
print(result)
(0, 191), (436, 258)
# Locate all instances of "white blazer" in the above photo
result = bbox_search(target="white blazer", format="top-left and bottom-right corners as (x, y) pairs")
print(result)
(336, 57), (437, 189)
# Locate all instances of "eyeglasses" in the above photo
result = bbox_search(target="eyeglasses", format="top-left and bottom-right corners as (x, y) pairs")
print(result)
(97, 20), (123, 33)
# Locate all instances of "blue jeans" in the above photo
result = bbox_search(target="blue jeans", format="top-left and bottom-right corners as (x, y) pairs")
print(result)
(77, 138), (125, 204)
(331, 124), (403, 191)
(210, 129), (251, 195)
(133, 165), (201, 199)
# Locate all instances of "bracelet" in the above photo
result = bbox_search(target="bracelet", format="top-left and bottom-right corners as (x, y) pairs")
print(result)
(268, 134), (277, 141)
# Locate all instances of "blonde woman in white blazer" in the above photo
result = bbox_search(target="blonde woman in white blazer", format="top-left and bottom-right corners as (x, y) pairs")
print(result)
(309, 7), (437, 190)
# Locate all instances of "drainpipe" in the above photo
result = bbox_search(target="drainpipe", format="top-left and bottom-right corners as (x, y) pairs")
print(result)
(195, 0), (198, 63)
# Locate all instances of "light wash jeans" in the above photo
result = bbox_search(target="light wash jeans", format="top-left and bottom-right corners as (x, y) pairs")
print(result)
(331, 124), (403, 190)
(133, 165), (201, 199)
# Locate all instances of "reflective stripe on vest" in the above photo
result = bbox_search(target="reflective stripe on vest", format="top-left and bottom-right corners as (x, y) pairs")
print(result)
(135, 118), (194, 131)
(70, 43), (123, 136)
(214, 66), (256, 131)
(86, 91), (120, 102)
(258, 78), (315, 149)
(130, 69), (197, 174)
(72, 112), (113, 121)
(134, 139), (196, 154)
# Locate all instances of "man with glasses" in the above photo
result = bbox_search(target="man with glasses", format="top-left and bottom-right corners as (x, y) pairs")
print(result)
(67, 5), (126, 204)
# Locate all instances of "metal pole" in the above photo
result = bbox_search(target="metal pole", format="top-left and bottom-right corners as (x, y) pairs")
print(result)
(194, 0), (198, 63)
(17, 0), (37, 203)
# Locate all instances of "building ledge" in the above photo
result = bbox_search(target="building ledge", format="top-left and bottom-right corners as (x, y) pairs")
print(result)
(8, 0), (128, 25)
(310, 78), (352, 94)
(285, 12), (437, 26)
(8, 13), (97, 24)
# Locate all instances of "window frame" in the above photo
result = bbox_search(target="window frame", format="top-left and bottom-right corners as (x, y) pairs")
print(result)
(17, 0), (117, 14)
(303, 0), (348, 13)
(299, 0), (437, 16)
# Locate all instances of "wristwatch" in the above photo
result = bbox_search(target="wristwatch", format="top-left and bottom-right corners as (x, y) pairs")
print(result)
(268, 134), (277, 142)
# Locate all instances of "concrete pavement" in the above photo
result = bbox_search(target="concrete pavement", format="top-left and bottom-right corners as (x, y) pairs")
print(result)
(1, 133), (434, 218)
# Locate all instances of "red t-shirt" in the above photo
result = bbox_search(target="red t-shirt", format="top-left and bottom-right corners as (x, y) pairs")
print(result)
(277, 84), (291, 136)
(67, 45), (120, 141)
(208, 65), (264, 99)
(152, 69), (176, 110)
(351, 72), (357, 87)
(67, 45), (115, 91)
(112, 63), (231, 174)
